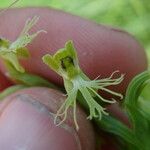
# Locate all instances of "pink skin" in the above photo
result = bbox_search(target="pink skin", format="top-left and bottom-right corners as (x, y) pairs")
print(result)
(0, 7), (148, 150)
(0, 71), (12, 91)
(0, 71), (12, 111)
(98, 133), (117, 150)
(0, 71), (13, 106)
(0, 87), (95, 150)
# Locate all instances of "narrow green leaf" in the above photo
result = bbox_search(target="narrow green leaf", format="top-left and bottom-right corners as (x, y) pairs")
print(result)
(124, 70), (150, 149)
(0, 85), (27, 100)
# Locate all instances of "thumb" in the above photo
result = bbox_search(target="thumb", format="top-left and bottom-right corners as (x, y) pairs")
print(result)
(0, 87), (95, 150)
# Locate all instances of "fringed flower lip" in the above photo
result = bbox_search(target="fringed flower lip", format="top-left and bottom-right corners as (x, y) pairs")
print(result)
(0, 16), (57, 94)
(0, 16), (46, 73)
(42, 40), (124, 130)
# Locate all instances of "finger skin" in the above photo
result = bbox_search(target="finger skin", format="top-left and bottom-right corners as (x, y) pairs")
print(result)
(98, 134), (117, 150)
(0, 71), (13, 106)
(0, 71), (12, 91)
(0, 87), (95, 150)
(107, 103), (130, 126)
(0, 7), (147, 95)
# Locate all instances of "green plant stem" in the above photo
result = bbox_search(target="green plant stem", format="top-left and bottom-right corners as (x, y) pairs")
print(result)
(5, 61), (59, 89)
(77, 93), (140, 149)
(0, 85), (27, 100)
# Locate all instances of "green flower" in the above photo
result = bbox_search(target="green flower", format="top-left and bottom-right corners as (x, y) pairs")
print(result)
(43, 40), (124, 130)
(0, 16), (46, 73)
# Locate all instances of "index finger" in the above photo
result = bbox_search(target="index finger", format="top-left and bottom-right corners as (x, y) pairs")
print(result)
(0, 7), (147, 94)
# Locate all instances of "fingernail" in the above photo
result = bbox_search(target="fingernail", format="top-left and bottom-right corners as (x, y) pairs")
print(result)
(0, 94), (81, 150)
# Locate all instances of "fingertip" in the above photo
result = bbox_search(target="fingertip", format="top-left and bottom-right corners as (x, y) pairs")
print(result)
(0, 87), (95, 150)
(0, 94), (81, 150)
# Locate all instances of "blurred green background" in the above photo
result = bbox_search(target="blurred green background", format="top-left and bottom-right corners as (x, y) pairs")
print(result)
(1, 0), (150, 60)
